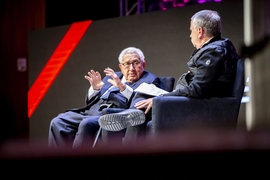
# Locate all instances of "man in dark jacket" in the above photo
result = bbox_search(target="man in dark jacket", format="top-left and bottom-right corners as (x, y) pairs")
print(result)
(48, 47), (160, 148)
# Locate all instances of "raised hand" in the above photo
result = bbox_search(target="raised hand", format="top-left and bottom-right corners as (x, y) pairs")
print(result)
(84, 70), (104, 90)
(104, 67), (126, 91)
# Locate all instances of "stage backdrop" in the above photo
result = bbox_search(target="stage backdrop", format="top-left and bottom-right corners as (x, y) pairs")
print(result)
(28, 0), (244, 142)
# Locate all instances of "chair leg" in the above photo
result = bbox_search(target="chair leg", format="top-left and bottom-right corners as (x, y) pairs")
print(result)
(92, 127), (102, 148)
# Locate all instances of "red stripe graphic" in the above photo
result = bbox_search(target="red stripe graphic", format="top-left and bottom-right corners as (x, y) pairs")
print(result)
(28, 20), (92, 118)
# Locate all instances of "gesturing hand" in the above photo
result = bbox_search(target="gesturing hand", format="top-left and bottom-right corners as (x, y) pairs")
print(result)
(84, 70), (104, 90)
(104, 67), (126, 91)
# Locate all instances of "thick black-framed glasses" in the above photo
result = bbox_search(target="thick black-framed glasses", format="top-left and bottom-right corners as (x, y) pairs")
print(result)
(121, 60), (142, 68)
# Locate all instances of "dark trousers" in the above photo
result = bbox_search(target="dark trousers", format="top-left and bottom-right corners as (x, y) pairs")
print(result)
(48, 99), (108, 148)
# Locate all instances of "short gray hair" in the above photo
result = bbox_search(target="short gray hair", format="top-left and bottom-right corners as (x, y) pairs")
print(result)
(118, 47), (145, 63)
(191, 10), (222, 37)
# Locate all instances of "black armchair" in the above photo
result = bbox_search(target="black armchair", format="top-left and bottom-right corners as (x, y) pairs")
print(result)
(151, 58), (245, 134)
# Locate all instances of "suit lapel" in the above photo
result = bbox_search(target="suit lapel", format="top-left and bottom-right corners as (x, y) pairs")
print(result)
(100, 72), (123, 94)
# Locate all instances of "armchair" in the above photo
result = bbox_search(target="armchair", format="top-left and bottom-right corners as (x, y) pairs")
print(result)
(151, 58), (245, 134)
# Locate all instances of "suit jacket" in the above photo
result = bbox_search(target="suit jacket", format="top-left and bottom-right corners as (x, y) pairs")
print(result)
(68, 70), (159, 113)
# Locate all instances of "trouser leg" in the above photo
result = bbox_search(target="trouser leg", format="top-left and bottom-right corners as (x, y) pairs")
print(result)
(122, 121), (148, 145)
(72, 116), (100, 148)
(101, 129), (126, 146)
(48, 111), (83, 148)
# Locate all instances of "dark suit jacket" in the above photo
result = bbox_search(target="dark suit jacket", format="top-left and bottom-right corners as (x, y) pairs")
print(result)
(68, 70), (159, 113)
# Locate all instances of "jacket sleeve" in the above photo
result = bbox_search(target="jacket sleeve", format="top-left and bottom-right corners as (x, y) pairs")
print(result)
(164, 48), (224, 98)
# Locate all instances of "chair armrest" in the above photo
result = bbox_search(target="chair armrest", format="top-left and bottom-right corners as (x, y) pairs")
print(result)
(151, 96), (240, 133)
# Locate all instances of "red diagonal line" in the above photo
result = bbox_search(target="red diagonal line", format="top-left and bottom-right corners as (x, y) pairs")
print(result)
(28, 20), (92, 118)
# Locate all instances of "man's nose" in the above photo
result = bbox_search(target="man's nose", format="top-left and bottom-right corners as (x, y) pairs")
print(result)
(129, 63), (136, 69)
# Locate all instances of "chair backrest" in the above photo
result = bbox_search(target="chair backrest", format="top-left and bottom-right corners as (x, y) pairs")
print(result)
(227, 58), (245, 123)
(232, 58), (245, 102)
(159, 76), (175, 92)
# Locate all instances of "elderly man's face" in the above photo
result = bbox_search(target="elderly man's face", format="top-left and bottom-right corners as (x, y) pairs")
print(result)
(118, 52), (146, 83)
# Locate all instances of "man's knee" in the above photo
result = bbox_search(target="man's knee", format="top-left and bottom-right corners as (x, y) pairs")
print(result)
(79, 117), (100, 133)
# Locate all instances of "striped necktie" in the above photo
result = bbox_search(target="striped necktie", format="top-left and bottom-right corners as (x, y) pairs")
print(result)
(100, 86), (119, 100)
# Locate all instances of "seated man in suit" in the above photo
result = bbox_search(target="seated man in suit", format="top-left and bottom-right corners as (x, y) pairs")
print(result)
(48, 46), (160, 148)
(98, 9), (240, 144)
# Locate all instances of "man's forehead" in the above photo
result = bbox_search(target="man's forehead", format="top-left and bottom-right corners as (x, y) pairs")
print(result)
(123, 53), (140, 60)
(190, 20), (194, 28)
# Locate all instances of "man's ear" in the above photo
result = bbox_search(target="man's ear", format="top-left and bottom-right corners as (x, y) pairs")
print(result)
(198, 27), (204, 38)
(142, 61), (146, 68)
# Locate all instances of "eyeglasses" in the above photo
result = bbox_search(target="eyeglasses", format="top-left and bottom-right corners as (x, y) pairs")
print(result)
(121, 60), (142, 68)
